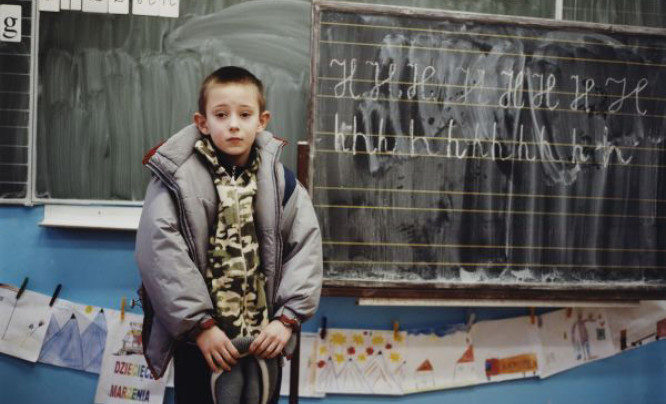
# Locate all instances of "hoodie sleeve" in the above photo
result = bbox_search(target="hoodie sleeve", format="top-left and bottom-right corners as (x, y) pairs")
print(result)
(135, 177), (214, 339)
(274, 182), (323, 323)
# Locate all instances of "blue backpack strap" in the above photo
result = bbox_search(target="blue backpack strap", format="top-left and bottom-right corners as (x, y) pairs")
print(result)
(283, 166), (296, 207)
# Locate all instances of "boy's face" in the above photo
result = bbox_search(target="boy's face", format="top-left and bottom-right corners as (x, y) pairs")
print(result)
(194, 82), (270, 167)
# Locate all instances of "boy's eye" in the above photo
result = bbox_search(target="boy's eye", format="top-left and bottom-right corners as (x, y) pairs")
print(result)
(216, 112), (227, 118)
(241, 112), (252, 118)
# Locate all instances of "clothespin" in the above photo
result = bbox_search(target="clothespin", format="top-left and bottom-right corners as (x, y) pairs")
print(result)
(16, 277), (28, 300)
(566, 308), (573, 318)
(393, 320), (400, 340)
(530, 307), (536, 325)
(49, 284), (62, 307)
(319, 316), (328, 340)
(120, 296), (126, 321)
(465, 310), (476, 333)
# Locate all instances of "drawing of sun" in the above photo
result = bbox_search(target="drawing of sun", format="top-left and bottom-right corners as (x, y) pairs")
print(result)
(358, 353), (367, 362)
(319, 345), (328, 355)
(330, 332), (347, 346)
(371, 335), (385, 346)
(85, 306), (94, 314)
(334, 353), (345, 364)
(352, 333), (364, 345)
(390, 352), (401, 363)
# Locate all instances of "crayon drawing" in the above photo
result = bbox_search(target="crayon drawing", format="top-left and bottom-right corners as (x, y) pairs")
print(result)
(607, 301), (666, 352)
(280, 332), (325, 398)
(471, 316), (543, 383)
(38, 299), (108, 373)
(0, 285), (52, 362)
(539, 308), (615, 378)
(94, 310), (168, 404)
(315, 329), (406, 395)
(401, 326), (479, 393)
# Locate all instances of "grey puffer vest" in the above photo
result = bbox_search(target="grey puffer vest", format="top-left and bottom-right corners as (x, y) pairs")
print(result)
(135, 124), (323, 378)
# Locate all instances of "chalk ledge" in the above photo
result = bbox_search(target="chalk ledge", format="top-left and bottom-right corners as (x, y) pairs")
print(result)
(40, 205), (141, 231)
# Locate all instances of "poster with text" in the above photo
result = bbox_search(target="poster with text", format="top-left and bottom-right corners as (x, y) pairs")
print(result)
(94, 310), (167, 404)
(538, 308), (614, 378)
(315, 328), (407, 395)
(38, 299), (108, 373)
(471, 316), (543, 383)
(401, 326), (479, 393)
(280, 332), (324, 398)
(0, 285), (52, 362)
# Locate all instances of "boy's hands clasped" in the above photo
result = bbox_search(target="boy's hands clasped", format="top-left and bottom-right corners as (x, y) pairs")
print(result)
(249, 320), (293, 359)
(196, 320), (292, 373)
(195, 326), (240, 373)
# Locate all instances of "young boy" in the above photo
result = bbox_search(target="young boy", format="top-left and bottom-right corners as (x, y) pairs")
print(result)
(135, 66), (323, 404)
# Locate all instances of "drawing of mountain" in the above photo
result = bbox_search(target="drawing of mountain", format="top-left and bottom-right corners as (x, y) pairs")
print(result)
(317, 356), (340, 393)
(363, 352), (402, 394)
(338, 358), (371, 393)
(38, 314), (83, 369)
(81, 309), (107, 373)
(39, 314), (62, 348)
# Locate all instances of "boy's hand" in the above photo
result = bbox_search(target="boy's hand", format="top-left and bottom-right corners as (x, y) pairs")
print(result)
(195, 326), (240, 372)
(249, 320), (292, 359)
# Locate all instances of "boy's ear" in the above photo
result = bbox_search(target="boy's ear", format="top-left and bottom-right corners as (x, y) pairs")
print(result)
(193, 112), (209, 135)
(258, 110), (271, 132)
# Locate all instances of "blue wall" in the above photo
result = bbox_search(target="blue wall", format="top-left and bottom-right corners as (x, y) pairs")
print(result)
(1, 205), (666, 403)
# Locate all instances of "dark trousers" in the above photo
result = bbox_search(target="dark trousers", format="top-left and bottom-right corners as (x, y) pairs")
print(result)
(173, 341), (281, 404)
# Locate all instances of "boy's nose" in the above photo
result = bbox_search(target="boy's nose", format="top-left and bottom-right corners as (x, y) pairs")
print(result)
(229, 114), (240, 131)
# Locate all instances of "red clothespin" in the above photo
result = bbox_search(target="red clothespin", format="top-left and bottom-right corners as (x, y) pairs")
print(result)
(393, 320), (399, 341)
(530, 307), (536, 325)
(566, 308), (573, 318)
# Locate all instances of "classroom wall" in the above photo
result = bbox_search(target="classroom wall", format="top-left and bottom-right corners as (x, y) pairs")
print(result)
(2, 205), (666, 403)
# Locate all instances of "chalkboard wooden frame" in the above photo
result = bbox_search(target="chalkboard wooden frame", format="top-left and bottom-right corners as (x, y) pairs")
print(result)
(309, 0), (666, 301)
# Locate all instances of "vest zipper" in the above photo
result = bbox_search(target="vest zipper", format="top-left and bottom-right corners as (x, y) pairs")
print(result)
(231, 166), (250, 334)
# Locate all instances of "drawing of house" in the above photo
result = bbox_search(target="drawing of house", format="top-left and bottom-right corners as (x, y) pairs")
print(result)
(413, 359), (435, 389)
(452, 344), (476, 382)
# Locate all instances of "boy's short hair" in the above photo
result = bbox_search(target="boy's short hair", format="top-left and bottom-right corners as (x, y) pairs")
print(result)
(198, 66), (266, 114)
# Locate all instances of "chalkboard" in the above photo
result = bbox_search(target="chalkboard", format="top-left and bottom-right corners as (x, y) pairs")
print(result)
(34, 1), (311, 202)
(0, 0), (31, 202)
(310, 1), (666, 300)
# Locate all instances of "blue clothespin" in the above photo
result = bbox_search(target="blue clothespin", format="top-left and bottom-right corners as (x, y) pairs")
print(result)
(320, 316), (328, 340)
(49, 284), (62, 307)
(16, 277), (28, 300)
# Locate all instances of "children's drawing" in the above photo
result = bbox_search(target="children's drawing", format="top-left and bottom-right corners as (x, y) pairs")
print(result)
(315, 329), (406, 395)
(280, 333), (325, 398)
(401, 326), (479, 393)
(94, 310), (167, 404)
(114, 320), (143, 356)
(38, 299), (108, 373)
(0, 285), (52, 362)
(539, 308), (614, 378)
(607, 301), (666, 352)
(471, 316), (543, 383)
